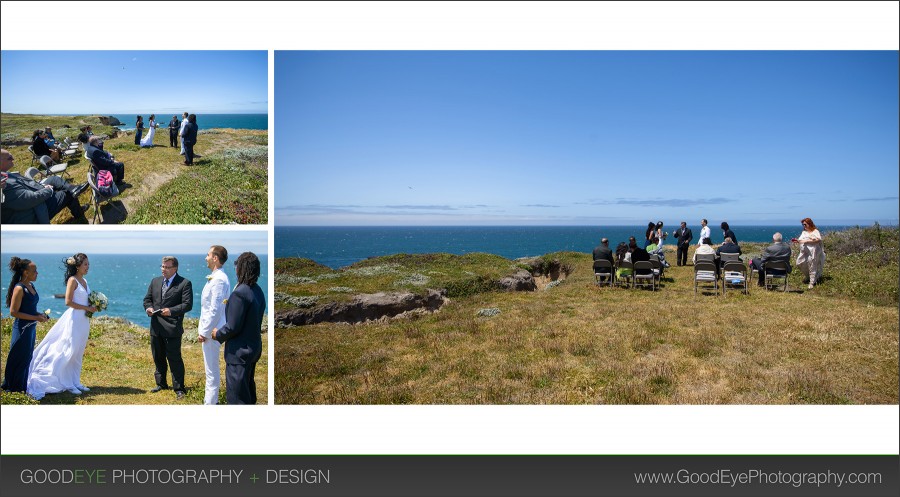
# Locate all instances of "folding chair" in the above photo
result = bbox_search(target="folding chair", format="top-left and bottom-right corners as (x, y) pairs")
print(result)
(649, 255), (664, 285)
(28, 145), (40, 165)
(592, 259), (615, 287)
(87, 170), (124, 224)
(763, 260), (791, 292)
(722, 260), (749, 295)
(39, 155), (70, 179)
(720, 252), (741, 264)
(633, 261), (656, 291)
(24, 166), (44, 181)
(616, 260), (634, 289)
(694, 260), (719, 295)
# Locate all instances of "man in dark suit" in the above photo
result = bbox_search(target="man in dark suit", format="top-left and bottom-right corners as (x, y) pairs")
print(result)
(1, 149), (88, 224)
(213, 252), (266, 405)
(182, 114), (198, 165)
(716, 237), (742, 259)
(167, 115), (180, 147)
(750, 233), (792, 286)
(672, 221), (693, 266)
(85, 137), (125, 184)
(591, 237), (614, 276)
(143, 256), (193, 399)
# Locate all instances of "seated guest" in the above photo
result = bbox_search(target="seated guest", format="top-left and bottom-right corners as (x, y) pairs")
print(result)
(77, 133), (90, 145)
(1, 149), (88, 224)
(44, 127), (57, 147)
(693, 237), (719, 273)
(629, 238), (652, 275)
(750, 232), (792, 286)
(85, 136), (125, 184)
(716, 237), (742, 259)
(592, 237), (614, 266)
(31, 130), (60, 163)
(614, 242), (631, 280)
(646, 237), (670, 268)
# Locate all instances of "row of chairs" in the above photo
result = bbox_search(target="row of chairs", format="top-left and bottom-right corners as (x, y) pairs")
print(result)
(593, 255), (666, 291)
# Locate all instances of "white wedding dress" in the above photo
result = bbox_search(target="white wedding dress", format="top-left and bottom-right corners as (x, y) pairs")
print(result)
(140, 120), (156, 147)
(27, 278), (92, 400)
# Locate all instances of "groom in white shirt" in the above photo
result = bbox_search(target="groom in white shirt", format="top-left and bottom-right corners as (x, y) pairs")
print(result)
(197, 245), (231, 405)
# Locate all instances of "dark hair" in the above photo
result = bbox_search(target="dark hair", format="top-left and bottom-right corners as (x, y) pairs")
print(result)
(234, 252), (260, 287)
(32, 129), (43, 140)
(702, 237), (712, 245)
(7, 257), (33, 308)
(720, 221), (730, 230)
(77, 133), (89, 143)
(615, 242), (628, 262)
(628, 239), (638, 250)
(63, 253), (88, 286)
(188, 114), (197, 124)
(645, 222), (655, 239)
(209, 245), (228, 264)
(149, 114), (155, 121)
(656, 221), (664, 229)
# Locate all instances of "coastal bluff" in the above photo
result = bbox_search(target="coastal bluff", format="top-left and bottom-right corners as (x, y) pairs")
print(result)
(275, 253), (576, 326)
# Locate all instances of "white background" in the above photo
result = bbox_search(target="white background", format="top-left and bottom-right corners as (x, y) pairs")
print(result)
(1, 1), (898, 456)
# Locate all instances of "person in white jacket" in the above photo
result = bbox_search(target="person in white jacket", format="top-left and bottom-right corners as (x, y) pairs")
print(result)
(178, 111), (189, 155)
(794, 217), (826, 290)
(197, 245), (231, 404)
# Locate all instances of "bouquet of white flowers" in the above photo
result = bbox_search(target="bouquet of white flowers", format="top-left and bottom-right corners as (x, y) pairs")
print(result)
(43, 308), (52, 319)
(86, 291), (108, 318)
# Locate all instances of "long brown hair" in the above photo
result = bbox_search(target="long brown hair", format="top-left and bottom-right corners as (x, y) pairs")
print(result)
(64, 253), (88, 285)
(801, 218), (817, 231)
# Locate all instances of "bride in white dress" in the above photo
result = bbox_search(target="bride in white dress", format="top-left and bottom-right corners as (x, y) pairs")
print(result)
(139, 114), (157, 148)
(27, 253), (97, 400)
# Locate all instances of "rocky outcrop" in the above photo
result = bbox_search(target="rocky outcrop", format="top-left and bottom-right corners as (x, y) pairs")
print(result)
(277, 289), (448, 326)
(97, 116), (122, 126)
(497, 269), (537, 291)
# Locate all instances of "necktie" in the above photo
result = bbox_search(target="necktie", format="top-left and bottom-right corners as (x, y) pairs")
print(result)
(163, 278), (170, 297)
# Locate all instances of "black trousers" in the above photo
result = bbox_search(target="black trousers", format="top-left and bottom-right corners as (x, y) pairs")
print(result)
(45, 188), (83, 220)
(150, 334), (185, 392)
(169, 130), (177, 147)
(184, 141), (195, 164)
(676, 243), (689, 266)
(225, 358), (259, 405)
(134, 129), (142, 145)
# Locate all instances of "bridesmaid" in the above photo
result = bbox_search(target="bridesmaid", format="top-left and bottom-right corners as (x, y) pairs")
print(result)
(1, 257), (49, 392)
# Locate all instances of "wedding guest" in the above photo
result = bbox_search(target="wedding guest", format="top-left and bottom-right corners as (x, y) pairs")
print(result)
(693, 237), (719, 273)
(592, 238), (614, 278)
(197, 245), (231, 405)
(2, 258), (49, 392)
(134, 116), (144, 145)
(629, 238), (652, 275)
(178, 111), (189, 155)
(43, 127), (57, 147)
(615, 242), (631, 280)
(168, 115), (180, 147)
(32, 130), (60, 163)
(646, 237), (670, 268)
(794, 217), (826, 289)
(720, 221), (738, 245)
(143, 256), (193, 400)
(1, 149), (88, 224)
(213, 252), (266, 405)
(182, 114), (198, 165)
(85, 136), (125, 184)
(716, 237), (742, 259)
(697, 219), (710, 246)
(750, 232), (792, 286)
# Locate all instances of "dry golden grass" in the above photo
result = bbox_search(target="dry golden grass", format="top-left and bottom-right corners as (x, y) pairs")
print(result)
(275, 246), (898, 405)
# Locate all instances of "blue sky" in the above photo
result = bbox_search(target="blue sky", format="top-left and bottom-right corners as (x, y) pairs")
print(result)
(0, 231), (268, 255)
(1, 51), (267, 114)
(275, 51), (899, 226)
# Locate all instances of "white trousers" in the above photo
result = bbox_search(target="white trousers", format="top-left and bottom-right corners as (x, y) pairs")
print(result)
(201, 338), (221, 405)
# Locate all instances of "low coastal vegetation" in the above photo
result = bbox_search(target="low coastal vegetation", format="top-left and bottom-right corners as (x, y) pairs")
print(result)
(0, 316), (269, 405)
(274, 225), (898, 405)
(1, 113), (268, 224)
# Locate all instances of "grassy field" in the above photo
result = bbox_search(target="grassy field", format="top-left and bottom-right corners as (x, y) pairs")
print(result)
(0, 316), (268, 405)
(1, 114), (267, 224)
(274, 226), (899, 405)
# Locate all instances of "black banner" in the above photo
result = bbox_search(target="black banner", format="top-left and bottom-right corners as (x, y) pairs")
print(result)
(1, 455), (897, 497)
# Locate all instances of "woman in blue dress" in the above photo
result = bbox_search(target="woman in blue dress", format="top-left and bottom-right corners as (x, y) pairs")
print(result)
(1, 257), (49, 392)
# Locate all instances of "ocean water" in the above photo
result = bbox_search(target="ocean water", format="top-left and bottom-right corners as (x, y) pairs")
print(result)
(111, 113), (267, 131)
(0, 253), (268, 325)
(275, 225), (852, 269)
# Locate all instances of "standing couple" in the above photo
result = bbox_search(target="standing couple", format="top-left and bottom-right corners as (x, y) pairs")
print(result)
(2, 254), (100, 400)
(143, 248), (265, 404)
